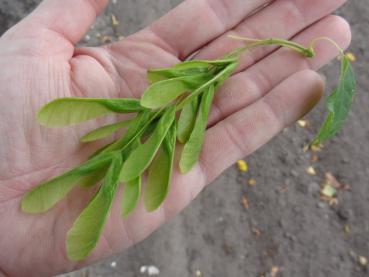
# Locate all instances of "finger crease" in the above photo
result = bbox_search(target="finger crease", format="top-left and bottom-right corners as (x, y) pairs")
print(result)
(205, 0), (231, 34)
(260, 97), (284, 130)
(197, 155), (210, 189)
(101, 233), (115, 255)
(287, 0), (307, 27)
(222, 120), (249, 156)
(146, 28), (180, 58)
(122, 219), (136, 246)
(209, 97), (225, 126)
(250, 67), (275, 97)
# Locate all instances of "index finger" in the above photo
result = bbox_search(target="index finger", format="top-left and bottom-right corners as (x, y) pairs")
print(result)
(145, 0), (272, 59)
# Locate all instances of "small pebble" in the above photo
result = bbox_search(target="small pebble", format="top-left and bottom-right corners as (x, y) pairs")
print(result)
(344, 224), (351, 235)
(270, 266), (280, 277)
(358, 256), (368, 267)
(291, 170), (299, 177)
(195, 269), (202, 276)
(216, 216), (224, 223)
(306, 166), (317, 176)
(140, 265), (160, 276)
(297, 119), (309, 128)
(284, 232), (297, 242)
(248, 178), (257, 186)
(278, 155), (287, 164)
(336, 208), (351, 221)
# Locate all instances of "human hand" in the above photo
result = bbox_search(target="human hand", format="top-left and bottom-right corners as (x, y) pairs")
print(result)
(0, 0), (351, 275)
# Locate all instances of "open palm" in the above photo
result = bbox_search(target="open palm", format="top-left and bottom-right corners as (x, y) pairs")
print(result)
(0, 0), (351, 276)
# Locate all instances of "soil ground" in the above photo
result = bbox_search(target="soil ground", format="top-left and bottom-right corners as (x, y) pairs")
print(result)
(1, 0), (368, 276)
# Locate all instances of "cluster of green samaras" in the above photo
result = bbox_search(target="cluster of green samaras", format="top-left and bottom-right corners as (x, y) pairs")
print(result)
(21, 36), (356, 261)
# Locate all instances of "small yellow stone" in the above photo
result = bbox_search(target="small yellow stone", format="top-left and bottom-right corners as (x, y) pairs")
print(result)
(111, 14), (119, 27)
(345, 52), (357, 62)
(311, 144), (323, 153)
(344, 224), (351, 235)
(358, 256), (368, 267)
(237, 160), (248, 172)
(248, 178), (257, 186)
(297, 119), (309, 128)
(306, 166), (316, 176)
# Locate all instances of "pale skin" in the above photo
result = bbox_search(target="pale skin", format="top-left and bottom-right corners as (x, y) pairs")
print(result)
(0, 0), (351, 275)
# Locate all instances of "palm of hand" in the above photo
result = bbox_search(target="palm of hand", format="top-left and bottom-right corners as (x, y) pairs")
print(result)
(0, 0), (350, 276)
(0, 23), (185, 276)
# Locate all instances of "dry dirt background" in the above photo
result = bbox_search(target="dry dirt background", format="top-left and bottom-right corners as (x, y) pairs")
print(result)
(0, 0), (368, 276)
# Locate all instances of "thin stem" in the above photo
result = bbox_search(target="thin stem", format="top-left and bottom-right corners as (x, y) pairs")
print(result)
(223, 45), (249, 59)
(264, 39), (315, 57)
(309, 37), (344, 56)
(228, 35), (262, 43)
(228, 35), (315, 57)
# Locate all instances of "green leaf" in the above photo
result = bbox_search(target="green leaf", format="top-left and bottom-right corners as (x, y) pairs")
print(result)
(176, 62), (237, 110)
(313, 56), (356, 145)
(79, 166), (109, 188)
(142, 119), (159, 138)
(21, 174), (80, 214)
(147, 58), (237, 84)
(66, 155), (123, 261)
(100, 111), (159, 154)
(177, 96), (200, 143)
(148, 67), (210, 84)
(213, 62), (238, 90)
(81, 119), (133, 142)
(144, 122), (176, 212)
(140, 74), (211, 109)
(91, 111), (153, 157)
(121, 176), (141, 217)
(120, 106), (176, 182)
(120, 139), (142, 217)
(21, 153), (113, 213)
(172, 58), (238, 69)
(38, 98), (145, 127)
(180, 85), (215, 173)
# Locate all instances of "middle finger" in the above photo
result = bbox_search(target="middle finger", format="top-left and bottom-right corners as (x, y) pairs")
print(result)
(195, 0), (347, 71)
